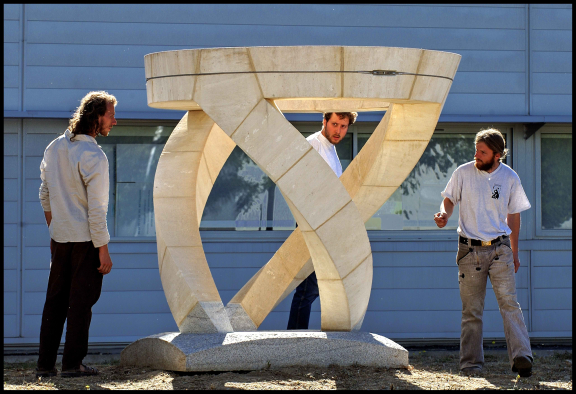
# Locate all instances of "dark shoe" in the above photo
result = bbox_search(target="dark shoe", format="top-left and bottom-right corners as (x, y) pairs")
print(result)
(461, 366), (482, 376)
(61, 364), (99, 378)
(35, 367), (58, 378)
(512, 355), (532, 377)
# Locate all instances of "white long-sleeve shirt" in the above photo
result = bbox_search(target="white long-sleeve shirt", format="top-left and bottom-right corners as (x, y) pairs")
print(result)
(39, 129), (110, 248)
(306, 131), (342, 177)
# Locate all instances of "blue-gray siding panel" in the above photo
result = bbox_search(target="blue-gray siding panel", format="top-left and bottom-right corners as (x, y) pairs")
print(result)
(531, 94), (572, 116)
(531, 30), (572, 52)
(3, 43), (20, 66)
(26, 156), (47, 179)
(26, 21), (526, 51)
(4, 247), (19, 270)
(443, 94), (526, 116)
(4, 292), (18, 315)
(3, 20), (20, 43)
(3, 4), (21, 20)
(25, 4), (526, 29)
(4, 270), (18, 292)
(532, 73), (572, 95)
(5, 202), (19, 224)
(456, 50), (525, 72)
(23, 224), (49, 247)
(531, 310), (572, 332)
(24, 134), (62, 155)
(24, 89), (152, 113)
(532, 51), (572, 73)
(26, 66), (144, 90)
(4, 155), (19, 178)
(5, 179), (18, 202)
(4, 316), (18, 338)
(4, 66), (19, 88)
(26, 43), (198, 68)
(532, 250), (572, 266)
(24, 180), (42, 202)
(450, 72), (525, 94)
(3, 89), (20, 111)
(532, 267), (572, 288)
(23, 247), (49, 270)
(531, 7), (572, 30)
(4, 224), (19, 247)
(532, 289), (572, 310)
(24, 201), (44, 224)
(4, 133), (19, 156)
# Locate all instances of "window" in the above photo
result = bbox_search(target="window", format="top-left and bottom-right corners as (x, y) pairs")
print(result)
(103, 121), (515, 237)
(99, 124), (175, 238)
(357, 123), (509, 231)
(536, 125), (572, 236)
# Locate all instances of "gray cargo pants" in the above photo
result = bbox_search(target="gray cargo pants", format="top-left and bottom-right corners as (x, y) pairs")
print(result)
(456, 236), (532, 370)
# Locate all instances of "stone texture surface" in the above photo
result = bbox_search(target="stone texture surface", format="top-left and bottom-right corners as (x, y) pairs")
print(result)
(121, 331), (409, 372)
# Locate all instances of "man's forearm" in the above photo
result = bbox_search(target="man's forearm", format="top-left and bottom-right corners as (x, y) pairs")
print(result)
(507, 213), (521, 255)
(441, 197), (455, 219)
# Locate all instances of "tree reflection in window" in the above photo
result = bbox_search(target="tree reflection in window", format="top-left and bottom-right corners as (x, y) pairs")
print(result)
(541, 134), (572, 230)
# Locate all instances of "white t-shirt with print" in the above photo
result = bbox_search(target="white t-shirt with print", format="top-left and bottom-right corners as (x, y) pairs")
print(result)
(441, 161), (531, 241)
(306, 131), (342, 177)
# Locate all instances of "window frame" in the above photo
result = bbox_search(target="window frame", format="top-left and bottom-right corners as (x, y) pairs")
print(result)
(534, 124), (573, 238)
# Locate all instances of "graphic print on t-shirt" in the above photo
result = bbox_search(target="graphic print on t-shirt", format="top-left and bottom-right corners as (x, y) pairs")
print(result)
(492, 184), (501, 200)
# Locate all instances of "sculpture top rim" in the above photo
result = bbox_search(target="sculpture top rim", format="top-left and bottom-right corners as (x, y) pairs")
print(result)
(144, 45), (461, 112)
(144, 45), (461, 59)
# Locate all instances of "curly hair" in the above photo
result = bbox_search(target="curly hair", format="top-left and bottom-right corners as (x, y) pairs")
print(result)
(69, 91), (117, 141)
(323, 112), (358, 126)
(475, 128), (508, 161)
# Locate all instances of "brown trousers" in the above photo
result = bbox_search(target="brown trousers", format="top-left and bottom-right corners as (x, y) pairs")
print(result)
(37, 239), (103, 371)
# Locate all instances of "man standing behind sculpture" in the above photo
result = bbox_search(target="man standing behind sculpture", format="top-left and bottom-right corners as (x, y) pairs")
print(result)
(287, 111), (357, 330)
(36, 91), (116, 378)
(433, 128), (533, 377)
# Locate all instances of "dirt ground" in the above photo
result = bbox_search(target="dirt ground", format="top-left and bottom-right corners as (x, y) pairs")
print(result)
(4, 350), (571, 390)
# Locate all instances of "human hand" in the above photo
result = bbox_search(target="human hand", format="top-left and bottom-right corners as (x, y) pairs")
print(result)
(434, 212), (448, 228)
(513, 254), (520, 274)
(98, 247), (113, 275)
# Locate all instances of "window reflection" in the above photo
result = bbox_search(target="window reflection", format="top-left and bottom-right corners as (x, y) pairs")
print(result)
(98, 126), (173, 237)
(541, 134), (572, 230)
(359, 133), (477, 230)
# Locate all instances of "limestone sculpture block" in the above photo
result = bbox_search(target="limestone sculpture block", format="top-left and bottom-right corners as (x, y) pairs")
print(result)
(140, 45), (460, 336)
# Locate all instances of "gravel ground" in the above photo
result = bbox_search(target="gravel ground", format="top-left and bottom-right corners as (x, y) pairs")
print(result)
(4, 349), (571, 390)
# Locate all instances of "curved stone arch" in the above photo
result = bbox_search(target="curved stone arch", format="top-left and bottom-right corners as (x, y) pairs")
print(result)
(146, 46), (461, 333)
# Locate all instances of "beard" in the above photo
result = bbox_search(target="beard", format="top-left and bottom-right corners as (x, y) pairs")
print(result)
(474, 156), (496, 171)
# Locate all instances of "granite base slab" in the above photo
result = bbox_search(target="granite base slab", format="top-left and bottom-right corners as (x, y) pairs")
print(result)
(120, 331), (409, 372)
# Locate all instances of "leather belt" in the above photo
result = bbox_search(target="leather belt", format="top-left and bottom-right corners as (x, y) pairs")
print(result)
(459, 235), (508, 247)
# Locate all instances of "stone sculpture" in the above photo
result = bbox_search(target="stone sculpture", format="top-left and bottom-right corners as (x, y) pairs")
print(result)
(121, 46), (460, 371)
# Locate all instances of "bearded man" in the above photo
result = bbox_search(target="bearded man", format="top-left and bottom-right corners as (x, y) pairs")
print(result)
(434, 128), (533, 377)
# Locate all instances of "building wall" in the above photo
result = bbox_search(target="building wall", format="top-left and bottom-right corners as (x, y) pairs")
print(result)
(4, 4), (572, 344)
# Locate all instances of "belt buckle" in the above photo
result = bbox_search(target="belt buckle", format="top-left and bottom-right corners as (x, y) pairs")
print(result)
(481, 240), (491, 246)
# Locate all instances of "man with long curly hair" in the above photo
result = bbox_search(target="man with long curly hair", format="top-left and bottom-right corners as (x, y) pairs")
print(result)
(36, 91), (117, 378)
